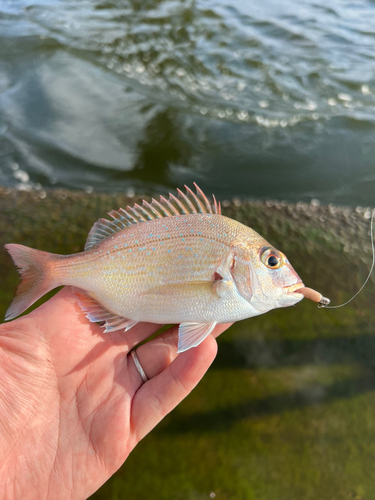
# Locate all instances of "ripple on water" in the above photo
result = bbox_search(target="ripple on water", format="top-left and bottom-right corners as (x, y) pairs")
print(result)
(0, 0), (374, 203)
(9, 0), (373, 127)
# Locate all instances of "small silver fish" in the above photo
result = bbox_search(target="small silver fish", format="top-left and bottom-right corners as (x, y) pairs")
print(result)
(4, 184), (329, 351)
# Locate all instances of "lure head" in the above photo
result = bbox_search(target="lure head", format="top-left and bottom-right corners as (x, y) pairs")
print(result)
(231, 236), (305, 313)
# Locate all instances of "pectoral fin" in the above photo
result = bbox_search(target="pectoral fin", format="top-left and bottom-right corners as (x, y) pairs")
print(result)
(177, 322), (217, 353)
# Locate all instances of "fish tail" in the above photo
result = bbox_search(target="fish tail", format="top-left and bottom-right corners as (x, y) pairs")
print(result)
(5, 243), (58, 321)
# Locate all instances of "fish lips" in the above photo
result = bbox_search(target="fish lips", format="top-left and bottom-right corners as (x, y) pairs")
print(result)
(282, 282), (306, 306)
(285, 282), (305, 294)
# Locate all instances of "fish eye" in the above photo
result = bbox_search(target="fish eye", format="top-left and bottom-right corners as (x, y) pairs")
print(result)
(267, 255), (279, 267)
(260, 247), (282, 269)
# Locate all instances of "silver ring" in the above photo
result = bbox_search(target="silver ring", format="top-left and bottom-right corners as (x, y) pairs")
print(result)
(130, 349), (148, 383)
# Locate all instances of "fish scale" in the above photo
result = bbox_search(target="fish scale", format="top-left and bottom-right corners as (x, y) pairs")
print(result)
(59, 214), (247, 323)
(4, 184), (328, 352)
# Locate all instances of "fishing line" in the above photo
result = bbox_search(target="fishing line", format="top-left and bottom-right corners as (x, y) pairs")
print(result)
(319, 208), (375, 309)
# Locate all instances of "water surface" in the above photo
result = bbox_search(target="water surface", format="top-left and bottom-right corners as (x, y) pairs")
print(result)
(0, 0), (375, 204)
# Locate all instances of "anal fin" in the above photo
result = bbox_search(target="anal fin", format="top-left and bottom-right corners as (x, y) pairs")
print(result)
(72, 287), (138, 333)
(177, 322), (217, 353)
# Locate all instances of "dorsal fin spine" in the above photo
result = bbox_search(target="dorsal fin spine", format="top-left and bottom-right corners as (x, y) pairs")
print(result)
(186, 185), (206, 213)
(212, 194), (218, 214)
(111, 210), (127, 222)
(169, 193), (188, 214)
(127, 205), (146, 222)
(96, 224), (113, 234)
(194, 183), (213, 213)
(107, 219), (122, 229)
(152, 198), (172, 217)
(134, 203), (152, 221)
(143, 200), (163, 219)
(160, 195), (180, 216)
(117, 208), (135, 225)
(140, 203), (157, 220)
(177, 188), (197, 213)
(104, 221), (121, 231)
(84, 184), (221, 250)
(123, 208), (139, 224)
(95, 230), (112, 238)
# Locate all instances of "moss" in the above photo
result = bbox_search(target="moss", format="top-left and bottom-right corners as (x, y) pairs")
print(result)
(0, 188), (374, 500)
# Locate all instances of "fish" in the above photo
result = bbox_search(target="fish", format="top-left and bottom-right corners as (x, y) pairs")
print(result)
(4, 184), (329, 352)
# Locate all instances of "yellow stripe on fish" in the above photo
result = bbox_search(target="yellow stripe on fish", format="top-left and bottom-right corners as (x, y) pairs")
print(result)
(4, 184), (326, 352)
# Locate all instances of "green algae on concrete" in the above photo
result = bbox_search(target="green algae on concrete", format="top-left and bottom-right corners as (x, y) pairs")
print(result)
(0, 187), (374, 500)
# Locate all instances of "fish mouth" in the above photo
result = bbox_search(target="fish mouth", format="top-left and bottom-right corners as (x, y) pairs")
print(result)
(284, 284), (330, 305)
(284, 282), (305, 294)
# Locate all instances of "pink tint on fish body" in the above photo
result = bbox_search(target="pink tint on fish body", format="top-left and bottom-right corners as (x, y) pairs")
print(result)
(4, 184), (329, 352)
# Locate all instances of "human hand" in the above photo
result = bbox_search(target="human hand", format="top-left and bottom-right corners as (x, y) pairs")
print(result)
(0, 288), (231, 500)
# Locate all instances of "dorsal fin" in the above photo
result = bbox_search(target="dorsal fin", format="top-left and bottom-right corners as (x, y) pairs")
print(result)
(84, 183), (221, 250)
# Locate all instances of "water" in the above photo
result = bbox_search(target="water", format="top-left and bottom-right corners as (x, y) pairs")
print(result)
(0, 0), (374, 204)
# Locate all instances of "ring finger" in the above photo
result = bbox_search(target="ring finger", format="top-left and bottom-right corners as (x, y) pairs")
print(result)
(128, 322), (232, 384)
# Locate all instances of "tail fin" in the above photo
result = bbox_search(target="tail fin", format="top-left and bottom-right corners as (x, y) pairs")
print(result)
(5, 244), (56, 321)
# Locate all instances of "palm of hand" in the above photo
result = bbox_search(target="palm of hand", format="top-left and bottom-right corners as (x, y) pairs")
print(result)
(0, 288), (227, 500)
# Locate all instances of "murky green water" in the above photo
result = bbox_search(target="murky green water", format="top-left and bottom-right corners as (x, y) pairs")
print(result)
(0, 0), (375, 205)
(1, 189), (374, 499)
